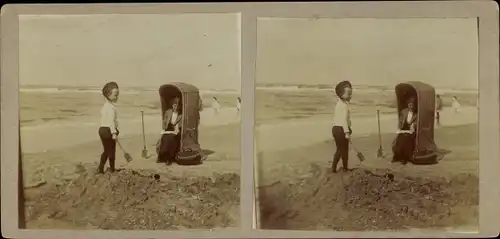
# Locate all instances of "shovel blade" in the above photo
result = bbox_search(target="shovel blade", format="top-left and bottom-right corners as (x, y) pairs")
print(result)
(357, 152), (365, 162)
(141, 149), (148, 158)
(377, 147), (384, 158)
(124, 153), (133, 162)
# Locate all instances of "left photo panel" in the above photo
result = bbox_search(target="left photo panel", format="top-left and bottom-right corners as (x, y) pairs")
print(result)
(19, 13), (241, 230)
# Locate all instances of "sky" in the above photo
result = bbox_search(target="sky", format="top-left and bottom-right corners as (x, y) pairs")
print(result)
(256, 17), (479, 90)
(19, 13), (241, 91)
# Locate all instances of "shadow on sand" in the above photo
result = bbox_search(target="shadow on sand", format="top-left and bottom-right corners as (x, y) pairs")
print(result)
(178, 149), (215, 166)
(374, 148), (452, 165)
(144, 148), (215, 160)
(170, 148), (216, 166)
(435, 148), (452, 162)
(201, 149), (215, 159)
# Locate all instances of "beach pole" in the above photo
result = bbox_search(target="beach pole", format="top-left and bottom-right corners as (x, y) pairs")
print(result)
(376, 108), (384, 158)
(141, 110), (148, 158)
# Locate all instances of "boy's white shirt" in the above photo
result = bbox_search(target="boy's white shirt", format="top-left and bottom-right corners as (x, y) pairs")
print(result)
(100, 100), (118, 134)
(333, 99), (351, 133)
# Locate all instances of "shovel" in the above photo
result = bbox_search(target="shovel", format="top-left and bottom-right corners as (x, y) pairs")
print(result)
(117, 140), (133, 162)
(141, 111), (148, 158)
(350, 140), (366, 162)
(376, 109), (385, 158)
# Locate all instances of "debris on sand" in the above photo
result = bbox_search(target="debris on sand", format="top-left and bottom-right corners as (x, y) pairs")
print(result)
(258, 165), (478, 231)
(24, 165), (240, 230)
(24, 180), (47, 189)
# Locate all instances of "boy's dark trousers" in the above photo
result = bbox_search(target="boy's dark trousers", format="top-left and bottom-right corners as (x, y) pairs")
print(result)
(331, 126), (351, 172)
(98, 127), (118, 173)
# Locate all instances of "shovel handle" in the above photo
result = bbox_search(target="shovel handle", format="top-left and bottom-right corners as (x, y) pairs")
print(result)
(141, 111), (146, 148)
(377, 109), (382, 143)
(116, 140), (125, 152)
(349, 140), (359, 153)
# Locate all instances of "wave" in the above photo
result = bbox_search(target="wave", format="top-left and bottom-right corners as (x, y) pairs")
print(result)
(20, 88), (141, 95)
(20, 106), (239, 130)
(20, 88), (62, 93)
(256, 86), (303, 91)
(20, 87), (240, 95)
(255, 85), (478, 94)
(200, 89), (240, 95)
(256, 85), (389, 93)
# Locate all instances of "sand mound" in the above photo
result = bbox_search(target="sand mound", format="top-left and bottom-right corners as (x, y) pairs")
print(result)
(258, 164), (478, 231)
(24, 164), (240, 230)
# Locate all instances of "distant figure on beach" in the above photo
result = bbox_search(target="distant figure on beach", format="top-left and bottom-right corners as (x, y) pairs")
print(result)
(157, 97), (183, 165)
(97, 81), (120, 174)
(236, 97), (241, 115)
(452, 96), (461, 113)
(436, 94), (443, 126)
(199, 97), (204, 112)
(331, 81), (353, 173)
(212, 96), (220, 115)
(375, 89), (384, 111)
(392, 96), (417, 165)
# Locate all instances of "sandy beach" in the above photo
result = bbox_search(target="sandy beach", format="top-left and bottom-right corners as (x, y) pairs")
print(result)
(22, 121), (241, 230)
(20, 90), (241, 230)
(251, 16), (481, 232)
(256, 106), (478, 183)
(256, 106), (477, 153)
(255, 101), (479, 231)
(22, 107), (241, 182)
(16, 13), (245, 231)
(21, 107), (240, 154)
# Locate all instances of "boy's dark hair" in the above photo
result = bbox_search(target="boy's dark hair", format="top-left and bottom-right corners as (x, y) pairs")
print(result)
(334, 81), (352, 98)
(101, 82), (119, 100)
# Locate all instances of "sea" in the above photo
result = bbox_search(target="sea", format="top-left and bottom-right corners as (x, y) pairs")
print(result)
(19, 84), (478, 128)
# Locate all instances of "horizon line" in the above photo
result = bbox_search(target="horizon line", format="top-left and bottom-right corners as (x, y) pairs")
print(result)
(19, 84), (478, 92)
(19, 84), (240, 91)
(254, 83), (479, 90)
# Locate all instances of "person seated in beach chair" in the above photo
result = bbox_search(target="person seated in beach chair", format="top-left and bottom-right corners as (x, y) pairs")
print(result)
(156, 97), (183, 165)
(392, 96), (417, 165)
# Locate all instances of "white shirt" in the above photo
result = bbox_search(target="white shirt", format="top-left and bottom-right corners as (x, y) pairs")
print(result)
(236, 101), (241, 111)
(163, 111), (180, 135)
(398, 110), (415, 134)
(100, 101), (118, 134)
(333, 100), (351, 133)
(170, 111), (178, 125)
(406, 111), (414, 124)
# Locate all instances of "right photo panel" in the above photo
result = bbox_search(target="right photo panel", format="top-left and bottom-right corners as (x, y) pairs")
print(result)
(254, 17), (479, 231)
